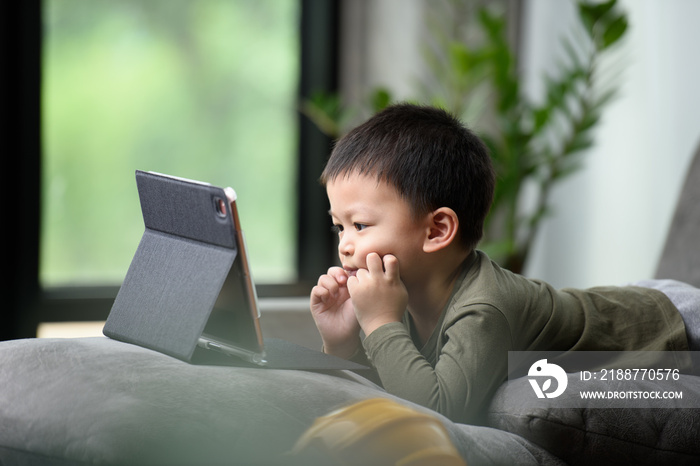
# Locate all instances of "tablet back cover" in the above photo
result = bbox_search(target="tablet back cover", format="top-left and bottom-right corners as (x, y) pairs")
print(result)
(103, 171), (237, 361)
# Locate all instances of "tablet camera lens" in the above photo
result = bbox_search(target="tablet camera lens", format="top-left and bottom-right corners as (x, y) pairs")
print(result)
(215, 197), (227, 217)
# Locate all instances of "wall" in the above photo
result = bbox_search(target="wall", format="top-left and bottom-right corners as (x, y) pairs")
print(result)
(522, 0), (700, 288)
(339, 0), (426, 113)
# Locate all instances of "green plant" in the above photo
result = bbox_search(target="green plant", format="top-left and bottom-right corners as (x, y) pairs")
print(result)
(303, 0), (628, 273)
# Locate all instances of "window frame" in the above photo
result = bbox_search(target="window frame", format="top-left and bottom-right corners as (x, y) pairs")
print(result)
(2, 0), (339, 339)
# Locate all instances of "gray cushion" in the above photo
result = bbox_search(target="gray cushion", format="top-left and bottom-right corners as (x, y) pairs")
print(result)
(0, 337), (559, 465)
(487, 373), (700, 465)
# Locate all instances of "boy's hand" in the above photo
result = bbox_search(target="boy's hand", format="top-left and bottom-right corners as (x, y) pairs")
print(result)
(347, 253), (408, 336)
(310, 267), (361, 359)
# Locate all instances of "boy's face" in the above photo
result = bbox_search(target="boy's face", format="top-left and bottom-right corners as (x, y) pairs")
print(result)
(326, 172), (430, 285)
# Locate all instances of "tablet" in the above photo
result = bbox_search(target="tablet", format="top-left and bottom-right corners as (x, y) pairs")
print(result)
(103, 170), (366, 371)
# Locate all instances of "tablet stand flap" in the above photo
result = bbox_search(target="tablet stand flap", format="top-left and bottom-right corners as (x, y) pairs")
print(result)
(104, 230), (235, 360)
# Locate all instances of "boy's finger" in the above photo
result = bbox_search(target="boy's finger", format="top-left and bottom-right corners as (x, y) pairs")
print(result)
(346, 275), (360, 295)
(327, 266), (349, 285)
(366, 252), (384, 275)
(383, 254), (400, 279)
(310, 285), (330, 305)
(318, 274), (341, 297)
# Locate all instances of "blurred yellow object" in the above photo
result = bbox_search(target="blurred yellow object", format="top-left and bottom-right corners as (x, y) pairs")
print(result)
(289, 398), (467, 466)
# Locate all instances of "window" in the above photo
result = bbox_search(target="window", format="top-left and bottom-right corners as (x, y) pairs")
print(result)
(42, 0), (300, 286)
(1, 0), (338, 339)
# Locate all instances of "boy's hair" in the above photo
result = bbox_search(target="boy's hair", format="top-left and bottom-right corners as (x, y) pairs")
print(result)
(321, 104), (495, 251)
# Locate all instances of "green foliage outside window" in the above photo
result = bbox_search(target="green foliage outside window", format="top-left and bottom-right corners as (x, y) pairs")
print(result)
(42, 0), (299, 286)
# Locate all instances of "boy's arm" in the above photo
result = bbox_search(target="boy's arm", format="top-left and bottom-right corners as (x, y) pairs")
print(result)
(362, 307), (511, 424)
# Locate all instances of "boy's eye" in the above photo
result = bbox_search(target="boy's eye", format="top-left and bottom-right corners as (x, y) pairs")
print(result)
(331, 223), (367, 234)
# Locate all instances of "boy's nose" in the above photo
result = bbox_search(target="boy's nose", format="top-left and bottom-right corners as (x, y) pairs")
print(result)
(338, 235), (354, 257)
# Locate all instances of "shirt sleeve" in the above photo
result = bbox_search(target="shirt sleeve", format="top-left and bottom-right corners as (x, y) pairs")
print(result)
(362, 306), (512, 424)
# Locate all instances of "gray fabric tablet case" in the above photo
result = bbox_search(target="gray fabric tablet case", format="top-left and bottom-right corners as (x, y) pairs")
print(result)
(104, 171), (239, 361)
(104, 171), (365, 371)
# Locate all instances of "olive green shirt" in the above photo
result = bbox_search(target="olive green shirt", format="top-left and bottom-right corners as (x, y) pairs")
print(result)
(359, 251), (690, 424)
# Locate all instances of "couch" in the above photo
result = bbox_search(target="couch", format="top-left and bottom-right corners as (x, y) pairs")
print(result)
(1, 146), (699, 465)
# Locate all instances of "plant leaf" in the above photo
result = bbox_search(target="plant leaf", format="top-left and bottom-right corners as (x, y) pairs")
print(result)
(371, 88), (392, 112)
(602, 14), (628, 48)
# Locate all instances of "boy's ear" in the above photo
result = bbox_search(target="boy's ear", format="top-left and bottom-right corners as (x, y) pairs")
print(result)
(423, 207), (459, 253)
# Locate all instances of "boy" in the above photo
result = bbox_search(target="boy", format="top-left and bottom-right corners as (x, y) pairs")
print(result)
(309, 103), (698, 424)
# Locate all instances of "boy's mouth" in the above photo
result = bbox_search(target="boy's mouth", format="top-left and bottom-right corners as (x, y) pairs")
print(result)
(343, 267), (358, 277)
